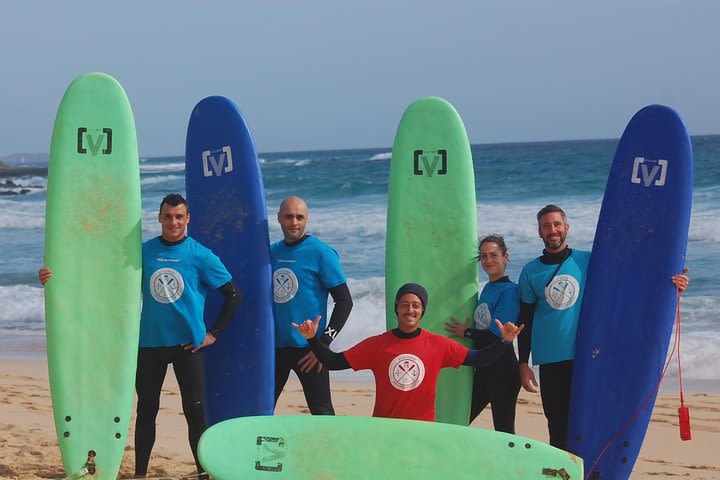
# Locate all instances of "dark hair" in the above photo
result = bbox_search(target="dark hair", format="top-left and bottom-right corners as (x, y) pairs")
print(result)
(159, 193), (189, 214)
(536, 204), (567, 227)
(478, 234), (508, 256)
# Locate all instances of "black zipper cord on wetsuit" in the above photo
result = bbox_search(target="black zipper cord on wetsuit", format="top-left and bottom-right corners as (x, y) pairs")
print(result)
(544, 248), (571, 287)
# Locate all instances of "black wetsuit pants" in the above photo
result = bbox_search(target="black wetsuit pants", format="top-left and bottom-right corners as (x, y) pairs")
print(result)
(135, 346), (207, 476)
(539, 359), (574, 450)
(469, 345), (521, 433)
(274, 346), (335, 415)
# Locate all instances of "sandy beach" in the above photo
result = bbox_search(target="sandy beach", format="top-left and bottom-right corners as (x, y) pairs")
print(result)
(1, 359), (718, 479)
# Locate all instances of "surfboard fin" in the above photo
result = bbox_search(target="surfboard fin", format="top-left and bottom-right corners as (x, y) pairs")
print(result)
(60, 468), (89, 480)
(542, 467), (571, 480)
(60, 450), (96, 480)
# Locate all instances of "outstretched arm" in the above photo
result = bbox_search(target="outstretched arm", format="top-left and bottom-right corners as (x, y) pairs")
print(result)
(463, 320), (524, 368)
(297, 283), (352, 374)
(293, 317), (351, 370)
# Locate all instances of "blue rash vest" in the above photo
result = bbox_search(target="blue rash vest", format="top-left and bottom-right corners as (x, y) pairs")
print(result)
(139, 236), (232, 349)
(518, 249), (590, 365)
(271, 235), (347, 348)
(474, 278), (520, 338)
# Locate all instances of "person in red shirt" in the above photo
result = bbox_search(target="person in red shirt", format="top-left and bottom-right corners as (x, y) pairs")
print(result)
(292, 283), (523, 422)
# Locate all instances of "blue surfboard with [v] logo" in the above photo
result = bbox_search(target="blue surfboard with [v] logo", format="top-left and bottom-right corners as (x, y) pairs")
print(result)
(568, 105), (693, 478)
(186, 96), (274, 423)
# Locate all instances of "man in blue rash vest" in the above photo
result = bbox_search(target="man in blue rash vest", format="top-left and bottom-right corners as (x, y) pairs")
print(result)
(39, 193), (243, 478)
(445, 234), (521, 432)
(272, 196), (353, 415)
(517, 204), (690, 450)
(292, 283), (524, 422)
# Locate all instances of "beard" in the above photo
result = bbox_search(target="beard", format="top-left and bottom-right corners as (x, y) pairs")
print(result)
(542, 231), (567, 250)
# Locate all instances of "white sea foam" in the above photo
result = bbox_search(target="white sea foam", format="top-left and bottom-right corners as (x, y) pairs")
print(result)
(267, 158), (310, 165)
(689, 207), (720, 243)
(0, 285), (45, 330)
(0, 199), (46, 229)
(680, 296), (720, 330)
(141, 174), (184, 187)
(0, 175), (47, 197)
(663, 329), (720, 381)
(140, 162), (185, 174)
(369, 152), (392, 161)
(3, 176), (47, 187)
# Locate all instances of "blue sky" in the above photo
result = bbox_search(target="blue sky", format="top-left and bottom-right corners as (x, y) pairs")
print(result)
(1, 1), (718, 157)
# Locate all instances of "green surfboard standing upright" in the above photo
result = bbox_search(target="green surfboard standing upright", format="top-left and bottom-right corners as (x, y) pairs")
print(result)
(385, 97), (477, 425)
(44, 72), (142, 479)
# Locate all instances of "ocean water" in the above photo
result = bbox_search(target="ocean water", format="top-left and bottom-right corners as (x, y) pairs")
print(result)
(1, 137), (718, 389)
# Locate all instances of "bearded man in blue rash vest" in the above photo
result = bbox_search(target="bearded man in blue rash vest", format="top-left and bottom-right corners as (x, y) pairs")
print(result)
(517, 204), (690, 450)
(271, 196), (354, 415)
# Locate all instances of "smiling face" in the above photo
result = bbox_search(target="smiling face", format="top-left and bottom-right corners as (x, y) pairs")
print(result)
(158, 203), (190, 243)
(538, 211), (569, 253)
(277, 197), (309, 243)
(480, 241), (509, 281)
(395, 293), (424, 333)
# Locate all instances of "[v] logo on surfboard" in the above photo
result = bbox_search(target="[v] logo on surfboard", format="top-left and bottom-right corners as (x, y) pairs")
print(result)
(202, 146), (234, 177)
(77, 127), (112, 156)
(413, 149), (447, 177)
(255, 436), (285, 472)
(631, 156), (668, 187)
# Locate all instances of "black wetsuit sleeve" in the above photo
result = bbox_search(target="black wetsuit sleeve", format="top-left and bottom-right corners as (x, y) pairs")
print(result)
(308, 336), (351, 370)
(463, 328), (500, 344)
(209, 280), (243, 338)
(462, 340), (508, 368)
(321, 283), (353, 346)
(517, 301), (536, 364)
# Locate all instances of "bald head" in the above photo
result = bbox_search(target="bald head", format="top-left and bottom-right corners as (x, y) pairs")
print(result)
(278, 196), (309, 242)
(279, 196), (307, 213)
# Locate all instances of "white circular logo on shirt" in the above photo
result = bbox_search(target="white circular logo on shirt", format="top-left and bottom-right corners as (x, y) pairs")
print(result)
(474, 303), (491, 330)
(273, 267), (298, 304)
(544, 274), (580, 310)
(388, 354), (426, 391)
(150, 268), (184, 304)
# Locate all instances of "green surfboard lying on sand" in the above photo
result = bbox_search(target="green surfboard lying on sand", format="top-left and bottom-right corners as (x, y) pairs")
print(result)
(44, 72), (142, 479)
(385, 97), (478, 425)
(198, 415), (584, 479)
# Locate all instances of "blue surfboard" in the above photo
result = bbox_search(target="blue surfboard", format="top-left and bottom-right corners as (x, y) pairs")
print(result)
(568, 105), (693, 478)
(186, 96), (275, 424)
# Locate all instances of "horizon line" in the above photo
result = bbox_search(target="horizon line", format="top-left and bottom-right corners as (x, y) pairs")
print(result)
(2, 133), (719, 161)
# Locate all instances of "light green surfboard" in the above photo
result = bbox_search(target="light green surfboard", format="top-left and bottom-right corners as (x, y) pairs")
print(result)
(44, 72), (142, 479)
(198, 415), (583, 479)
(385, 97), (477, 425)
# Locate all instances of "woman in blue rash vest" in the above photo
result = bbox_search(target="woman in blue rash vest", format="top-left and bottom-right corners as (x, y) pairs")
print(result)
(445, 234), (521, 432)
